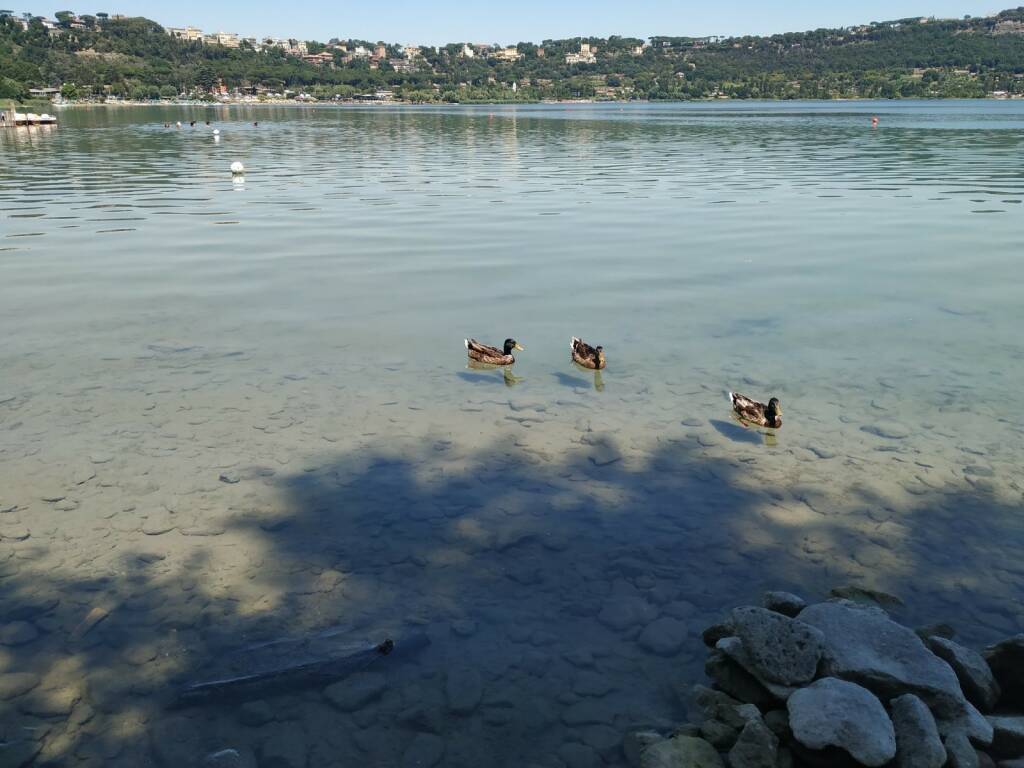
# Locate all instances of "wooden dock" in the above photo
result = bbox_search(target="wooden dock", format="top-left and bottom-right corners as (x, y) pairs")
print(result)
(1, 104), (57, 127)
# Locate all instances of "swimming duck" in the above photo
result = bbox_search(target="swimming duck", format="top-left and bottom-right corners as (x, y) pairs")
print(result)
(729, 392), (782, 429)
(571, 337), (606, 370)
(465, 338), (523, 366)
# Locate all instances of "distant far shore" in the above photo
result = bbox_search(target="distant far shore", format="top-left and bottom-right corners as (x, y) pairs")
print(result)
(48, 94), (1024, 109)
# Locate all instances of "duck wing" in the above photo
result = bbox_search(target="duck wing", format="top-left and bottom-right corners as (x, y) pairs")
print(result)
(466, 339), (513, 365)
(572, 337), (604, 369)
(729, 391), (769, 426)
(466, 339), (503, 358)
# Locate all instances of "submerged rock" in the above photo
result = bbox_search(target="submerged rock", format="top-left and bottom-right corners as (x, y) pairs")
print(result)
(639, 735), (724, 768)
(558, 742), (600, 768)
(0, 672), (40, 700)
(598, 597), (658, 632)
(829, 586), (904, 608)
(0, 621), (38, 646)
(799, 600), (964, 716)
(638, 618), (687, 656)
(927, 636), (1000, 712)
(203, 748), (257, 768)
(730, 606), (824, 686)
(763, 591), (807, 618)
(323, 672), (386, 711)
(787, 678), (896, 767)
(445, 667), (482, 715)
(890, 694), (946, 768)
(401, 733), (444, 768)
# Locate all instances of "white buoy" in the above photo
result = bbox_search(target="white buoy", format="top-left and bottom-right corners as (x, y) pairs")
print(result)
(231, 161), (245, 175)
(213, 129), (220, 136)
(176, 121), (182, 128)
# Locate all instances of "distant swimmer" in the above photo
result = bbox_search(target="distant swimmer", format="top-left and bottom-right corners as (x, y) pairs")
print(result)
(254, 121), (259, 127)
(871, 116), (879, 128)
(190, 120), (195, 127)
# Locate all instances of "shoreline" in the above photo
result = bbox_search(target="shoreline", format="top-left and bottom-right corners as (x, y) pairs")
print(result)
(46, 93), (1023, 110)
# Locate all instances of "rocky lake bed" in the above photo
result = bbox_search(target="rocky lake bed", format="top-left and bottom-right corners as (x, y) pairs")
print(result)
(3, 103), (1024, 766)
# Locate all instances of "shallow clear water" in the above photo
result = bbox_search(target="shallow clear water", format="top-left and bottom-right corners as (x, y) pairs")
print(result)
(1, 101), (1023, 766)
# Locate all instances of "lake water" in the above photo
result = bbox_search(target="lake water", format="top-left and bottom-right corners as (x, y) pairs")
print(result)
(1, 101), (1022, 767)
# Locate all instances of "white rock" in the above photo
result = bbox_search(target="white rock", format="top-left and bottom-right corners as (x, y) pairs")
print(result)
(787, 677), (896, 767)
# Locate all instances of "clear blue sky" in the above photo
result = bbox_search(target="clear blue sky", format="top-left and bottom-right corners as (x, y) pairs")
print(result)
(42, 1), (1001, 44)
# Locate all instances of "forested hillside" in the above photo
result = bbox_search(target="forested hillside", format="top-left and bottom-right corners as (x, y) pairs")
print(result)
(3, 8), (1024, 101)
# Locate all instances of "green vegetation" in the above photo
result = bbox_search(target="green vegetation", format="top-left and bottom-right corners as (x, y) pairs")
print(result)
(3, 9), (1024, 101)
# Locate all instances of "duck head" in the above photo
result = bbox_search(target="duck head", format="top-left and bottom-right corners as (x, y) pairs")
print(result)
(595, 346), (606, 369)
(767, 397), (782, 428)
(503, 339), (525, 355)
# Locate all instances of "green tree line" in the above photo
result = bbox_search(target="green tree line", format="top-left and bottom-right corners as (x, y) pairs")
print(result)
(3, 9), (1024, 102)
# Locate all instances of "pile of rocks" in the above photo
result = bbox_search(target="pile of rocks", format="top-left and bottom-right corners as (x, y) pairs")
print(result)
(625, 590), (1024, 768)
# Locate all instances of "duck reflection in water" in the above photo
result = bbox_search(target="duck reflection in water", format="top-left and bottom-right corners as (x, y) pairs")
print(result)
(464, 360), (523, 387)
(569, 362), (604, 392)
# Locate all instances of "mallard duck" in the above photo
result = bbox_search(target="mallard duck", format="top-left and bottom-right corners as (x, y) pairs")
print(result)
(571, 337), (606, 370)
(465, 338), (523, 366)
(729, 392), (782, 429)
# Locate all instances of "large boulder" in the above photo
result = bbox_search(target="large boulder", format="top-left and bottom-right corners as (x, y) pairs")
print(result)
(639, 735), (724, 768)
(928, 637), (1000, 713)
(717, 638), (798, 700)
(799, 600), (965, 716)
(936, 699), (994, 747)
(988, 716), (1024, 759)
(787, 678), (896, 767)
(890, 694), (946, 768)
(729, 607), (825, 686)
(984, 635), (1024, 709)
(728, 719), (778, 768)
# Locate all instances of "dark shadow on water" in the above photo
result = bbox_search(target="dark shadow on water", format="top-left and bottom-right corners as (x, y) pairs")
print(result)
(1, 431), (1023, 765)
(553, 372), (591, 389)
(709, 418), (766, 445)
(457, 371), (503, 385)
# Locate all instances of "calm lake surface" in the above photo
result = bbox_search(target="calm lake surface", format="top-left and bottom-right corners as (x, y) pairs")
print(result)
(1, 101), (1023, 766)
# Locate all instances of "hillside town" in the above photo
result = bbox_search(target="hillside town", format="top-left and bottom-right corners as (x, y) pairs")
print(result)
(4, 8), (1024, 104)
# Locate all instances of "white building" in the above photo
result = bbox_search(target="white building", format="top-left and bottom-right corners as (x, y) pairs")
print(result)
(565, 42), (597, 65)
(167, 25), (204, 42)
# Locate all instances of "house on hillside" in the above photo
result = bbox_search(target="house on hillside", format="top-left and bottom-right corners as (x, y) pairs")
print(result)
(167, 26), (204, 42)
(565, 43), (597, 65)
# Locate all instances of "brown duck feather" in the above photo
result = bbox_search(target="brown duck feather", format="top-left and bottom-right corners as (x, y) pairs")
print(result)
(571, 337), (606, 370)
(729, 391), (782, 429)
(466, 339), (515, 366)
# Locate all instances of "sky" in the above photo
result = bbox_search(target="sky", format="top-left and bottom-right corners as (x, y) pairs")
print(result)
(38, 1), (1003, 44)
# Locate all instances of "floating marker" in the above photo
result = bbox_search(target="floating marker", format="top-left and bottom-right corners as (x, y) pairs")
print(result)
(231, 161), (245, 175)
(213, 129), (220, 136)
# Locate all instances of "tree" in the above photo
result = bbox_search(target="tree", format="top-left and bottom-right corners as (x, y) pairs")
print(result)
(60, 82), (78, 98)
(0, 76), (25, 99)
